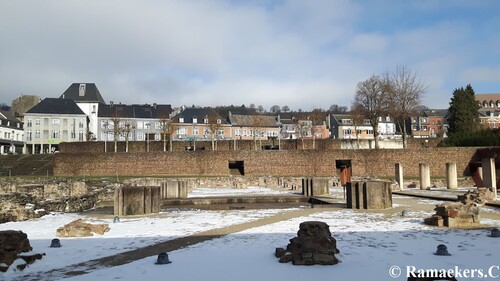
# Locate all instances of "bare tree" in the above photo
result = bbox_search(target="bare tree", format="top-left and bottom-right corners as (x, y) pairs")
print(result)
(352, 74), (391, 149)
(328, 104), (348, 114)
(122, 120), (134, 152)
(257, 105), (265, 114)
(270, 105), (281, 113)
(294, 118), (311, 149)
(281, 105), (290, 113)
(158, 114), (173, 151)
(206, 114), (223, 150)
(350, 104), (365, 149)
(109, 110), (122, 153)
(387, 65), (427, 148)
(309, 108), (325, 149)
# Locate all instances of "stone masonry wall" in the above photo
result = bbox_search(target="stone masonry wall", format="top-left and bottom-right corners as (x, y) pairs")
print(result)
(54, 147), (479, 178)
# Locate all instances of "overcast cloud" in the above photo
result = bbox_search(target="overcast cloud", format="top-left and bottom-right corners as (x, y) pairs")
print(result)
(1, 0), (499, 111)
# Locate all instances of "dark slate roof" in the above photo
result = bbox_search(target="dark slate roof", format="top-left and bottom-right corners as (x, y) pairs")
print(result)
(0, 109), (19, 122)
(98, 103), (172, 119)
(228, 114), (278, 127)
(59, 83), (105, 104)
(25, 98), (85, 115)
(172, 107), (229, 124)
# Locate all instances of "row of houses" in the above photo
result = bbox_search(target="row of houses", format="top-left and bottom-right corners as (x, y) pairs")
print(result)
(1, 83), (499, 154)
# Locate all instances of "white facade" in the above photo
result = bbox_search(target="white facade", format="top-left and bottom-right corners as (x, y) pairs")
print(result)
(0, 118), (24, 154)
(76, 102), (100, 141)
(24, 113), (87, 153)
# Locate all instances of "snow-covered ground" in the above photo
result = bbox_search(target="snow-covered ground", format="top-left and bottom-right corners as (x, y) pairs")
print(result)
(1, 186), (500, 281)
(188, 186), (296, 197)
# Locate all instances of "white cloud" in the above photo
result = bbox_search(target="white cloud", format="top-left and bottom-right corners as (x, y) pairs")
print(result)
(0, 0), (498, 110)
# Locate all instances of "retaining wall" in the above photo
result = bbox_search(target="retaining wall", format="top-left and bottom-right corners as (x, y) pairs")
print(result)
(54, 147), (479, 178)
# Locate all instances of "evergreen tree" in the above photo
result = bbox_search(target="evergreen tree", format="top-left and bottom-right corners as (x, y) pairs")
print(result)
(447, 84), (480, 135)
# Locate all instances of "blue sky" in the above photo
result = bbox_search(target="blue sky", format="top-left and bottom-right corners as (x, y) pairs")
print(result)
(1, 0), (499, 111)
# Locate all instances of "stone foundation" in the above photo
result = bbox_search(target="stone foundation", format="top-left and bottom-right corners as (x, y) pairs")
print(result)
(114, 186), (161, 216)
(275, 221), (340, 265)
(346, 181), (392, 209)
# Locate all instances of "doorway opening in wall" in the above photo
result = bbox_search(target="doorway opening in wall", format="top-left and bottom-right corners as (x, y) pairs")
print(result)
(229, 161), (245, 176)
(335, 160), (352, 187)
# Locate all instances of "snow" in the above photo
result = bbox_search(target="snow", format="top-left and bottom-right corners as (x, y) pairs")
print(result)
(1, 186), (500, 281)
(188, 186), (295, 197)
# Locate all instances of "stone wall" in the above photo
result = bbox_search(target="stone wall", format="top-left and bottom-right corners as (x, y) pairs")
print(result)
(54, 147), (479, 178)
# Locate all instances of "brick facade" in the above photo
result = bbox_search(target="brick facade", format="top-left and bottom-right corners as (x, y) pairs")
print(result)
(54, 147), (479, 178)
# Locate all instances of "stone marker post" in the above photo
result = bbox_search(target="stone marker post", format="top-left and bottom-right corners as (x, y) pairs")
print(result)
(419, 163), (431, 190)
(395, 163), (403, 189)
(446, 162), (458, 190)
(482, 158), (497, 198)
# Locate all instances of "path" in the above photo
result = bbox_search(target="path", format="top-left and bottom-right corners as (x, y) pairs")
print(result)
(17, 207), (332, 281)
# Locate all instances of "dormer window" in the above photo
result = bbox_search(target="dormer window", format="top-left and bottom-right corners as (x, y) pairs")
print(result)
(484, 101), (488, 108)
(79, 84), (86, 97)
(204, 118), (208, 124)
(179, 117), (184, 123)
(491, 102), (495, 108)
(496, 101), (500, 108)
(193, 118), (197, 124)
(217, 119), (221, 124)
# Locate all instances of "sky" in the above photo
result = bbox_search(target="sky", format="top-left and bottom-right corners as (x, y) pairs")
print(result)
(1, 0), (499, 111)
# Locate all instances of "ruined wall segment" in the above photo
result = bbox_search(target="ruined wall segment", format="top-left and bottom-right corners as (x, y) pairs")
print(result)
(54, 147), (478, 178)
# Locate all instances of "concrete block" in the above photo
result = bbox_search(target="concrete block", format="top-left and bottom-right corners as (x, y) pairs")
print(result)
(114, 186), (160, 216)
(346, 181), (392, 209)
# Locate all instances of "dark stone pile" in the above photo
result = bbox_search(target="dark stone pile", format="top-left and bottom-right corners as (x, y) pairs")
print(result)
(275, 221), (340, 265)
(0, 230), (44, 272)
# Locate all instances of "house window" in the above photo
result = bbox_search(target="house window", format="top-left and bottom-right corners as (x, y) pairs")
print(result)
(193, 127), (199, 135)
(92, 105), (96, 113)
(26, 130), (32, 141)
(71, 130), (76, 139)
(243, 129), (247, 136)
(27, 118), (32, 127)
(343, 128), (352, 135)
(35, 130), (40, 138)
(356, 129), (362, 135)
(177, 127), (187, 135)
(79, 131), (84, 141)
(79, 120), (84, 128)
(35, 119), (40, 126)
(235, 129), (241, 136)
(52, 130), (60, 138)
(52, 119), (60, 125)
(137, 132), (144, 140)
